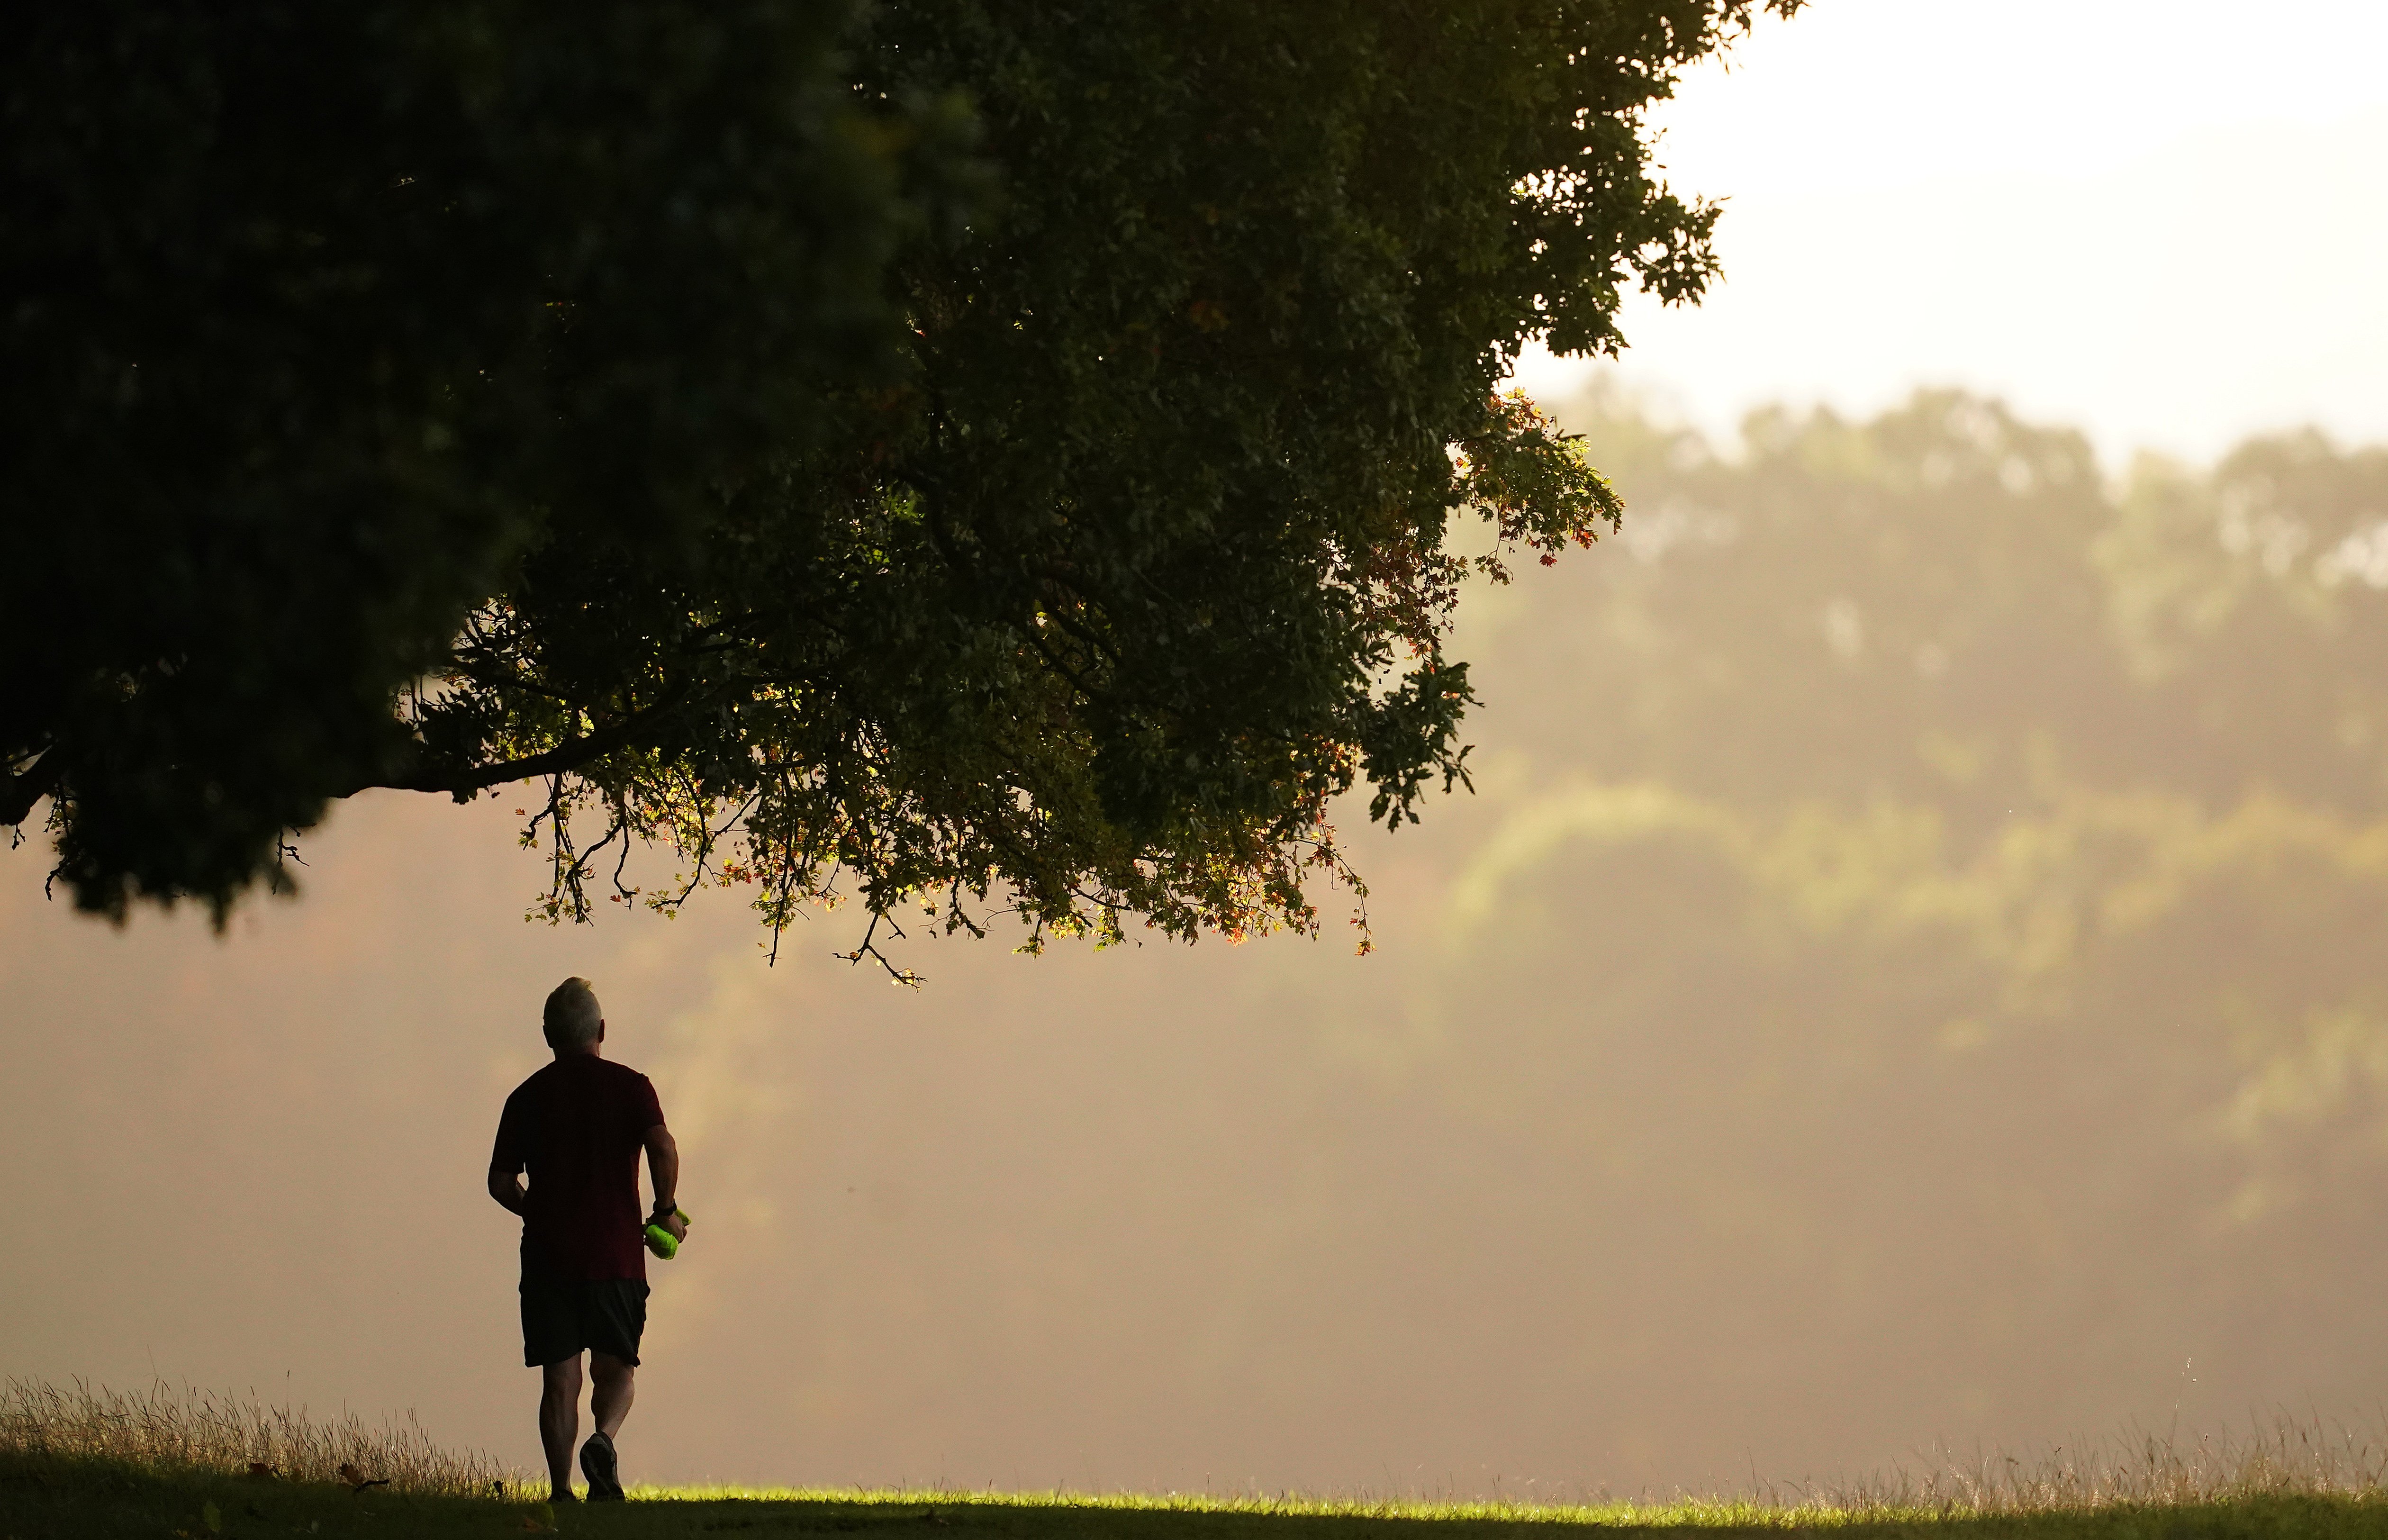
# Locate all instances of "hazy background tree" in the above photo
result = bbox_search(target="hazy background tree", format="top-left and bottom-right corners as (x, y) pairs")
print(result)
(1328, 389), (2388, 1472)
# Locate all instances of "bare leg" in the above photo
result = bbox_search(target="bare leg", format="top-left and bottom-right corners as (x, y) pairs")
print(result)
(538, 1356), (583, 1501)
(589, 1352), (636, 1441)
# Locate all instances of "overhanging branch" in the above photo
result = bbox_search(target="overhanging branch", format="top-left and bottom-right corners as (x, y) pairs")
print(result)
(342, 686), (698, 800)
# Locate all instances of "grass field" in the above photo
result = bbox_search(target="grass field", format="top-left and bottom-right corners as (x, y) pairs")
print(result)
(10, 1382), (2388, 1540)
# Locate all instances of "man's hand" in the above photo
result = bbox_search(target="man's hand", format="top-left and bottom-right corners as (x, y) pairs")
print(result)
(641, 1124), (681, 1238)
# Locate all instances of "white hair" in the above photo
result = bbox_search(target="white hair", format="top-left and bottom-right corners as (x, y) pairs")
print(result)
(543, 977), (603, 1047)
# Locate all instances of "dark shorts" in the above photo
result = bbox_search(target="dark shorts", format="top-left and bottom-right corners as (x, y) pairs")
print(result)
(520, 1276), (649, 1368)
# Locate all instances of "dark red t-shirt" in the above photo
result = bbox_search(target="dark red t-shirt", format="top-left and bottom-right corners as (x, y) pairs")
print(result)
(491, 1055), (666, 1282)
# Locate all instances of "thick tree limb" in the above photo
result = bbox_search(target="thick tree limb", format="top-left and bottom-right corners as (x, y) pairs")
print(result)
(343, 688), (697, 800)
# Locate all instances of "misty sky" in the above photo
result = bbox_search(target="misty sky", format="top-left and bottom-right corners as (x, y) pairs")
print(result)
(1511, 0), (2388, 462)
(8, 0), (2387, 1502)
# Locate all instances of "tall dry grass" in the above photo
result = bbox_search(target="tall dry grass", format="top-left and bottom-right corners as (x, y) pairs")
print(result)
(1777, 1416), (2388, 1516)
(0, 1379), (517, 1496)
(7, 1376), (2387, 1517)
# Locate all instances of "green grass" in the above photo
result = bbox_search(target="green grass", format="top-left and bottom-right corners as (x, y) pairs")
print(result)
(11, 1382), (2388, 1540)
(10, 1455), (2388, 1540)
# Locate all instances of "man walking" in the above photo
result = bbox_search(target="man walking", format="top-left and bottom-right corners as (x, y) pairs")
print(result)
(489, 978), (687, 1502)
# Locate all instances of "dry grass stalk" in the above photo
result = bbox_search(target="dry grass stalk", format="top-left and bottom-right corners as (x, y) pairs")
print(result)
(1764, 1415), (2388, 1516)
(0, 1378), (516, 1496)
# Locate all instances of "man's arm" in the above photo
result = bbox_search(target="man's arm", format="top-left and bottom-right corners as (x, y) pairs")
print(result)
(490, 1093), (527, 1218)
(642, 1124), (686, 1241)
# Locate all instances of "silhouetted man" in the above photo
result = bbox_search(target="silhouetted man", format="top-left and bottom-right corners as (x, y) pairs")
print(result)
(489, 978), (687, 1502)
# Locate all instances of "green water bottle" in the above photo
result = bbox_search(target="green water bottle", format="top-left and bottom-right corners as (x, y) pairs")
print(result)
(643, 1207), (690, 1260)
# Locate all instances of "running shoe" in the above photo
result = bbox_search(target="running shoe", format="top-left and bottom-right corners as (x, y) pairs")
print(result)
(579, 1432), (624, 1501)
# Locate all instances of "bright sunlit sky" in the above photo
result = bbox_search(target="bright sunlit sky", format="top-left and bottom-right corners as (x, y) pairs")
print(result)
(1508, 0), (2388, 465)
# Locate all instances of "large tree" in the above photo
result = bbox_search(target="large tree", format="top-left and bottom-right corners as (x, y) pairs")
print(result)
(4, 0), (1794, 968)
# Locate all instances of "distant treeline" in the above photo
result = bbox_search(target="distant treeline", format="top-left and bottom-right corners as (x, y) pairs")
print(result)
(1344, 387), (2388, 1436)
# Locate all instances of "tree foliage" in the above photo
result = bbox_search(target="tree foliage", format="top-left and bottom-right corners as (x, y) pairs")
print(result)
(3, 0), (974, 911)
(4, 0), (1796, 964)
